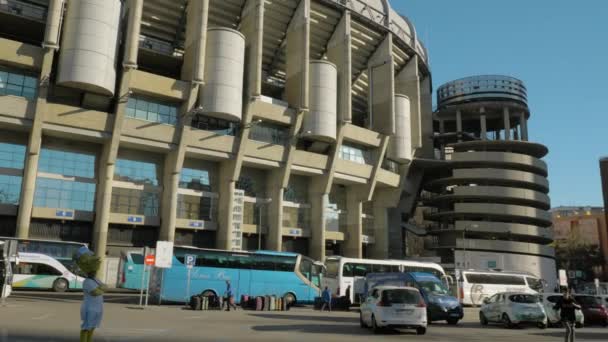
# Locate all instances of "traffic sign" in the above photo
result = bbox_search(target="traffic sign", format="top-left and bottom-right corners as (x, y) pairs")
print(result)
(155, 241), (174, 268)
(144, 254), (155, 266)
(185, 254), (196, 269)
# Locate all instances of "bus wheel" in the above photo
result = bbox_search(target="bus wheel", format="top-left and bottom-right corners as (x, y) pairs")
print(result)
(201, 290), (215, 297)
(283, 293), (296, 306)
(52, 278), (69, 292)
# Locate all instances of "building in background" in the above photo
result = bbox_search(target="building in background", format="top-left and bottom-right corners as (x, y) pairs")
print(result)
(418, 75), (556, 287)
(0, 0), (435, 275)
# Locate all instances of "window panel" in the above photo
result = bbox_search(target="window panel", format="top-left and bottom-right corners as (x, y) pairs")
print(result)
(39, 148), (96, 178)
(114, 158), (159, 185)
(125, 96), (179, 126)
(110, 188), (160, 216)
(34, 177), (96, 211)
(0, 142), (26, 169)
(177, 194), (217, 221)
(0, 174), (22, 205)
(179, 167), (212, 191)
(0, 69), (37, 99)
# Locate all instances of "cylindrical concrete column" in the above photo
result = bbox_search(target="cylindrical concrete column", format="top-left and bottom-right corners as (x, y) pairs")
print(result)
(480, 107), (487, 140)
(202, 28), (246, 121)
(122, 0), (143, 68)
(302, 60), (338, 141)
(190, 0), (209, 83)
(456, 110), (463, 142)
(520, 112), (529, 141)
(503, 107), (511, 140)
(43, 0), (64, 49)
(387, 94), (412, 162)
(15, 143), (41, 238)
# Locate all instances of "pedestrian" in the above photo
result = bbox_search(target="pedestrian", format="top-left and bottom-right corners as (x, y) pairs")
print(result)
(74, 246), (107, 342)
(224, 280), (237, 311)
(553, 288), (581, 342)
(320, 286), (332, 312)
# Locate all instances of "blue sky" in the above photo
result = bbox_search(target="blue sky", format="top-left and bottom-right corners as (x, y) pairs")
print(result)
(392, 0), (608, 207)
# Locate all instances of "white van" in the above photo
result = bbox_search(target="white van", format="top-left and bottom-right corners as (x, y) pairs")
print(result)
(458, 269), (544, 306)
(12, 253), (84, 292)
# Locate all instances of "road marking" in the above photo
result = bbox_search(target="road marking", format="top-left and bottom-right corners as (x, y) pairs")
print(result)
(31, 313), (52, 320)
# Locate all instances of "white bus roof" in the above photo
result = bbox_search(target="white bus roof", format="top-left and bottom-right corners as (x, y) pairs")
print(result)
(325, 256), (444, 268)
(460, 269), (538, 277)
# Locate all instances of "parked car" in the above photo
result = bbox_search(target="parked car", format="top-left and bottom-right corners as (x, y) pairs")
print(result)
(573, 295), (608, 327)
(479, 292), (547, 329)
(541, 293), (584, 328)
(365, 272), (463, 324)
(360, 286), (427, 335)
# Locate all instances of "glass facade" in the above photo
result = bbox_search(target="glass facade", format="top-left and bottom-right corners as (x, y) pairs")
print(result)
(249, 123), (289, 145)
(114, 158), (159, 185)
(0, 68), (37, 100)
(191, 115), (237, 136)
(339, 144), (372, 164)
(282, 207), (309, 229)
(177, 194), (217, 220)
(34, 178), (96, 211)
(179, 167), (212, 191)
(38, 148), (96, 178)
(110, 188), (160, 216)
(126, 96), (179, 125)
(0, 141), (26, 205)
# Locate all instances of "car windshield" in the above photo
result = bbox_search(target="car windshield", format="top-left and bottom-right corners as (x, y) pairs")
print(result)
(509, 294), (539, 303)
(382, 289), (420, 305)
(419, 281), (449, 295)
(574, 296), (601, 306)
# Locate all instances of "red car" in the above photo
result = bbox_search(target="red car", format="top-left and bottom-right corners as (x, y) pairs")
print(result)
(573, 295), (608, 327)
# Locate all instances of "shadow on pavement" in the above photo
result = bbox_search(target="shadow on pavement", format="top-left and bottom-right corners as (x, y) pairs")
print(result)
(248, 313), (358, 324)
(530, 331), (608, 340)
(252, 323), (373, 335)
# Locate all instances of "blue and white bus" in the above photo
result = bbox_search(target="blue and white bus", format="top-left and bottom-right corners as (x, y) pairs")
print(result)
(149, 246), (323, 305)
(118, 250), (148, 290)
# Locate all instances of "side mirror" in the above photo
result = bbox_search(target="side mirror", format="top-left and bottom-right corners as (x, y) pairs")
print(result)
(483, 298), (490, 305)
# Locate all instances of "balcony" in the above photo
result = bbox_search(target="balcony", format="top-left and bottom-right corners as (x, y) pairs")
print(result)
(0, 0), (47, 22)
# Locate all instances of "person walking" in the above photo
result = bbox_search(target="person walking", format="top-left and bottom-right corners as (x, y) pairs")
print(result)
(224, 280), (237, 311)
(320, 286), (332, 312)
(553, 288), (581, 342)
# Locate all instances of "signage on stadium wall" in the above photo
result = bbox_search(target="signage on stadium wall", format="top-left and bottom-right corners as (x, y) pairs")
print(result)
(230, 189), (244, 251)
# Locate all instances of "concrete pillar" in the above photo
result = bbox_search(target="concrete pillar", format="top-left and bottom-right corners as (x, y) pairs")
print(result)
(396, 56), (421, 150)
(309, 178), (327, 261)
(159, 153), (179, 242)
(420, 76), (434, 157)
(217, 163), (236, 250)
(369, 202), (389, 259)
(15, 48), (55, 238)
(266, 170), (284, 251)
(503, 107), (511, 140)
(123, 0), (143, 68)
(367, 33), (395, 135)
(240, 0), (264, 98)
(326, 11), (352, 123)
(439, 119), (445, 134)
(519, 112), (529, 141)
(42, 0), (63, 49)
(181, 0), (209, 82)
(344, 187), (363, 258)
(479, 107), (487, 140)
(456, 110), (462, 142)
(286, 0), (310, 110)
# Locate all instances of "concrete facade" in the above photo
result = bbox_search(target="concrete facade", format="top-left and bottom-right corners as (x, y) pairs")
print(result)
(420, 75), (556, 286)
(0, 0), (434, 274)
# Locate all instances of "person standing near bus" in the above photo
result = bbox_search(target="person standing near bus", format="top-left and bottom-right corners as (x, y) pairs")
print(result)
(553, 288), (581, 342)
(320, 286), (332, 312)
(224, 280), (237, 311)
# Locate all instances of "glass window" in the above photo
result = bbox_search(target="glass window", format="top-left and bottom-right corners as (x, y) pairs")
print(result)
(382, 289), (421, 305)
(0, 142), (26, 169)
(236, 176), (256, 197)
(16, 262), (61, 276)
(339, 144), (371, 165)
(249, 123), (290, 145)
(298, 257), (311, 278)
(191, 115), (237, 136)
(38, 148), (96, 178)
(125, 96), (179, 125)
(130, 253), (144, 265)
(177, 194), (217, 221)
(0, 69), (37, 100)
(342, 263), (371, 277)
(325, 260), (339, 278)
(110, 187), (160, 216)
(114, 158), (159, 185)
(179, 168), (212, 191)
(508, 294), (539, 304)
(34, 178), (96, 211)
(0, 174), (22, 205)
(464, 273), (526, 285)
(282, 207), (309, 229)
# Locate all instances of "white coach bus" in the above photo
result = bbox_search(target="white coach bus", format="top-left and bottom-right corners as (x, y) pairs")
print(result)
(458, 269), (545, 306)
(322, 256), (451, 304)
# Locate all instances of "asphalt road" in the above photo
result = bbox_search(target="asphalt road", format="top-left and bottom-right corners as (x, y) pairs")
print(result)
(1, 291), (607, 341)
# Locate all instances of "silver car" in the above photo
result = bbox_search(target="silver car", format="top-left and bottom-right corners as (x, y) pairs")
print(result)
(541, 293), (584, 328)
(480, 292), (547, 329)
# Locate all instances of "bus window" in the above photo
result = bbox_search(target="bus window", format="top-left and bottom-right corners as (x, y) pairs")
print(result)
(275, 257), (296, 272)
(352, 264), (370, 277)
(325, 259), (339, 278)
(464, 273), (526, 285)
(373, 264), (391, 273)
(525, 277), (544, 291)
(16, 262), (61, 276)
(311, 263), (322, 288)
(342, 263), (354, 277)
(130, 253), (144, 264)
(299, 258), (312, 279)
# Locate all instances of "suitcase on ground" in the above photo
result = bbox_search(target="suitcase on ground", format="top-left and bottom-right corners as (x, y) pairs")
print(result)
(202, 296), (209, 310)
(241, 294), (249, 305)
(269, 296), (275, 311)
(189, 295), (202, 310)
(276, 297), (281, 311)
(256, 296), (263, 311)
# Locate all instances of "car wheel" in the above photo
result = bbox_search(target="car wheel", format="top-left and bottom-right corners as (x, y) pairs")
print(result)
(359, 312), (367, 328)
(479, 312), (488, 326)
(371, 315), (382, 334)
(283, 293), (296, 307)
(416, 327), (426, 335)
(537, 323), (547, 329)
(447, 318), (459, 325)
(502, 313), (513, 329)
(52, 278), (69, 292)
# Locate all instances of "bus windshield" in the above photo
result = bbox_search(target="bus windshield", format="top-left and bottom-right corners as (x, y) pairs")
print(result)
(526, 277), (543, 291)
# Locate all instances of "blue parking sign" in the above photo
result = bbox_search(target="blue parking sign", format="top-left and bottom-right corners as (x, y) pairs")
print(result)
(185, 254), (196, 269)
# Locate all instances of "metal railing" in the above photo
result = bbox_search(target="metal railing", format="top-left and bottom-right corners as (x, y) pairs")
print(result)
(0, 0), (47, 21)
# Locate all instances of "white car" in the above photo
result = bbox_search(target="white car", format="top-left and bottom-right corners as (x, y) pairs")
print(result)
(360, 286), (427, 335)
(479, 292), (547, 329)
(541, 293), (584, 328)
